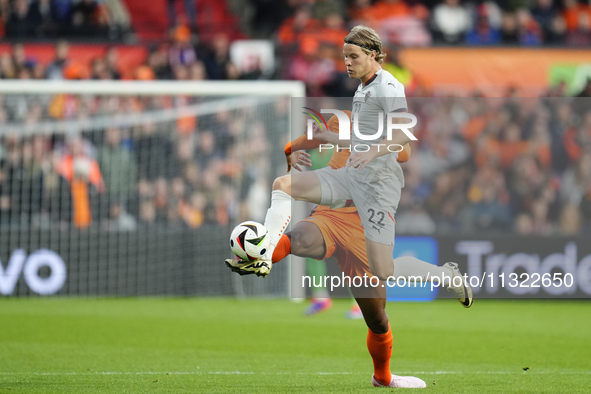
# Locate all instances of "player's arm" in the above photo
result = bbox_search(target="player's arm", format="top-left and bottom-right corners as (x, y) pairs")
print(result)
(284, 111), (352, 171)
(397, 142), (411, 162)
(284, 137), (315, 172)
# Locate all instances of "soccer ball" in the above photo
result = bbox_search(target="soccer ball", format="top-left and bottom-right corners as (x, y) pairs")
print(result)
(229, 221), (270, 262)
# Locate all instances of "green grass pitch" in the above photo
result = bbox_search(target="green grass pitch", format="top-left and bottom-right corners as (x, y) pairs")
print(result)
(0, 298), (590, 393)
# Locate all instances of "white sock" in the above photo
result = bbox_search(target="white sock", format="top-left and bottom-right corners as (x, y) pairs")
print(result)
(392, 256), (454, 286)
(263, 190), (293, 259)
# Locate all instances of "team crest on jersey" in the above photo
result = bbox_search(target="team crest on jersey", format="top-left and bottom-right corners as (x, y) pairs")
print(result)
(365, 91), (372, 102)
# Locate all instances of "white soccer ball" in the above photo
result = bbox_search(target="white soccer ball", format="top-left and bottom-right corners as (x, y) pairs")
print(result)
(229, 221), (270, 262)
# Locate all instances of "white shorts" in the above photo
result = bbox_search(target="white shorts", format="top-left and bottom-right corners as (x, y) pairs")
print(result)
(314, 166), (402, 245)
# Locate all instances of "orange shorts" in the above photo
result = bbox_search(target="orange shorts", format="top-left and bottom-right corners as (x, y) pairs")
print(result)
(301, 209), (372, 279)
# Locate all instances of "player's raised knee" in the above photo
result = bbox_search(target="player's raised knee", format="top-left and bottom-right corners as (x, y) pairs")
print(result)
(272, 175), (291, 194)
(290, 228), (314, 254)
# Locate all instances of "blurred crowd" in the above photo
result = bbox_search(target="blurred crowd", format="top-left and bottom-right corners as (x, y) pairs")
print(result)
(0, 0), (120, 39)
(0, 31), (263, 82)
(0, 0), (590, 237)
(396, 93), (591, 236)
(1, 1), (591, 86)
(0, 93), (286, 232)
(0, 90), (590, 236)
(272, 0), (591, 95)
(262, 0), (591, 47)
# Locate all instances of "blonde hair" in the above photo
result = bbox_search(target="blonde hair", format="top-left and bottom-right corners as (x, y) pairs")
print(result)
(344, 25), (386, 64)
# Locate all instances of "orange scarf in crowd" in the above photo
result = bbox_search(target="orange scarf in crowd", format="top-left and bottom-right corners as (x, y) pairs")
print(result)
(56, 156), (105, 228)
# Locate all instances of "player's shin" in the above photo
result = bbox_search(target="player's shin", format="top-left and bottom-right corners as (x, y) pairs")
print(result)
(271, 234), (291, 263)
(263, 190), (293, 260)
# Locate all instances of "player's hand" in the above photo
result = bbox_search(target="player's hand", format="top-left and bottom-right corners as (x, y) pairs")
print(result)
(290, 150), (311, 172)
(311, 121), (332, 142)
(348, 147), (379, 171)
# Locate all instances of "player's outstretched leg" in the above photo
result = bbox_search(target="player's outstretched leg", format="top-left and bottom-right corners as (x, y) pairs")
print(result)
(352, 287), (426, 389)
(391, 256), (473, 308)
(259, 172), (323, 265)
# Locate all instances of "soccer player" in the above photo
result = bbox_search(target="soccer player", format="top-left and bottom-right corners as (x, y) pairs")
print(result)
(229, 124), (471, 388)
(227, 25), (472, 388)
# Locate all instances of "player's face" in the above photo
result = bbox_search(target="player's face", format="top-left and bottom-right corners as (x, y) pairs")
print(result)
(343, 43), (374, 80)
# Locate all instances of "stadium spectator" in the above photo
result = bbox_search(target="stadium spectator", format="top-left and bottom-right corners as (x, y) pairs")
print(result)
(173, 63), (189, 80)
(1, 136), (25, 224)
(70, 0), (110, 37)
(379, 7), (432, 47)
(0, 53), (17, 78)
(514, 212), (534, 234)
(5, 0), (41, 38)
(135, 122), (176, 180)
(138, 199), (157, 225)
(144, 46), (171, 80)
(464, 181), (512, 232)
(299, 12), (348, 63)
(90, 57), (110, 79)
(530, 0), (559, 40)
(500, 11), (519, 43)
(348, 0), (378, 24)
(152, 177), (169, 223)
(31, 0), (57, 37)
(465, 12), (501, 45)
(562, 0), (591, 32)
(432, 0), (472, 44)
(179, 191), (205, 228)
(558, 203), (582, 235)
(97, 127), (137, 209)
(370, 0), (411, 21)
(196, 130), (222, 170)
(311, 0), (345, 20)
(395, 200), (437, 234)
(167, 0), (197, 30)
(515, 8), (543, 45)
(169, 25), (197, 68)
(530, 197), (553, 235)
(382, 46), (417, 88)
(11, 43), (35, 73)
(45, 40), (70, 80)
(565, 10), (591, 46)
(188, 60), (207, 80)
(51, 0), (73, 26)
(201, 33), (231, 80)
(55, 134), (104, 229)
(560, 151), (591, 206)
(579, 186), (591, 228)
(276, 7), (319, 52)
(104, 47), (122, 79)
(105, 201), (137, 231)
